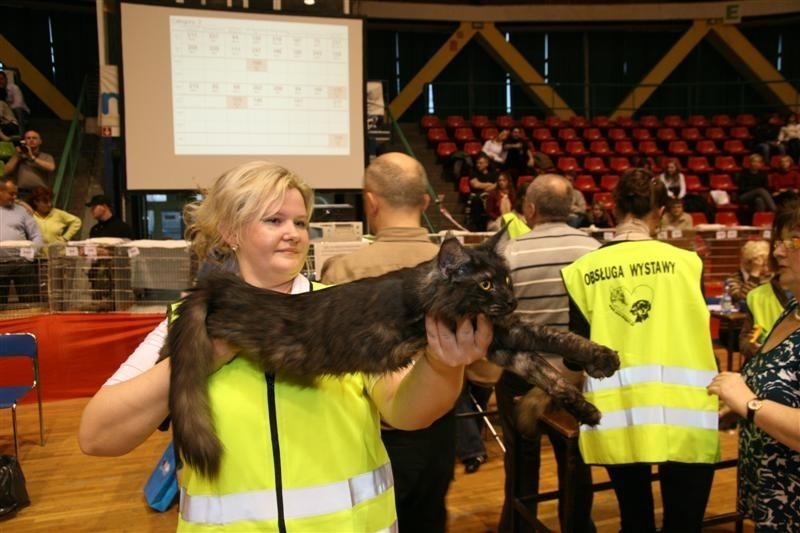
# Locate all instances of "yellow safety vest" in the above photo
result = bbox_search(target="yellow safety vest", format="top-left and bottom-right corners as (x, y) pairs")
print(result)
(746, 282), (785, 343)
(501, 212), (531, 239)
(172, 282), (397, 532)
(562, 240), (720, 465)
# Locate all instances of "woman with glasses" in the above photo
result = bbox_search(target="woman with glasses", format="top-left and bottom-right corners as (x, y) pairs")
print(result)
(708, 205), (800, 531)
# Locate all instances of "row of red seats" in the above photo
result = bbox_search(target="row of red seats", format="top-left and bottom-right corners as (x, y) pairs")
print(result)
(571, 171), (797, 195)
(422, 113), (770, 132)
(428, 125), (753, 148)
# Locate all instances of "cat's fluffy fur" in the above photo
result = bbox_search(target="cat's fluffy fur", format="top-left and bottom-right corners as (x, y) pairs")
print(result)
(162, 230), (619, 478)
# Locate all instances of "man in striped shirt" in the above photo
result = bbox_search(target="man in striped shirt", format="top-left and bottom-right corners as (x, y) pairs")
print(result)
(497, 174), (600, 533)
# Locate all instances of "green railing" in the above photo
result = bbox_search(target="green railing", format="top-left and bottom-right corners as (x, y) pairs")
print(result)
(53, 75), (88, 210)
(422, 78), (800, 119)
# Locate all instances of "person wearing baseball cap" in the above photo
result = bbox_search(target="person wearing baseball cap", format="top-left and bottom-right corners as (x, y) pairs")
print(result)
(87, 194), (133, 239)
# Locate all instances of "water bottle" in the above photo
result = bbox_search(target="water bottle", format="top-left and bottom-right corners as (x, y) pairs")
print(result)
(719, 280), (734, 314)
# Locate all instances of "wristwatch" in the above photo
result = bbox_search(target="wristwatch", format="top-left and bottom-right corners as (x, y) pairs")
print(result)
(746, 397), (764, 423)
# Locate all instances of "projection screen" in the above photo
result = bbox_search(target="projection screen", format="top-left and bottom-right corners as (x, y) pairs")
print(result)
(120, 2), (365, 190)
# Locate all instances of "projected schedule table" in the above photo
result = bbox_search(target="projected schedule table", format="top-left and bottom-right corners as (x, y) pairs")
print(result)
(170, 15), (350, 155)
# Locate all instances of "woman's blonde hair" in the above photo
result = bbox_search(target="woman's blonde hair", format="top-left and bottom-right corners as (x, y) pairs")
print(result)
(740, 239), (769, 269)
(183, 161), (314, 264)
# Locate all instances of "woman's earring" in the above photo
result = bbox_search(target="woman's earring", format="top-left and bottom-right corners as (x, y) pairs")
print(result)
(231, 243), (239, 253)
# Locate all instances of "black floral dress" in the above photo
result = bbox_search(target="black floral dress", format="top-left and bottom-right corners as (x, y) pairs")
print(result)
(739, 302), (800, 531)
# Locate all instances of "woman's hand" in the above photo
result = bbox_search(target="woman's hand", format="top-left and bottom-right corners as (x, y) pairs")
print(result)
(423, 314), (493, 372)
(707, 371), (755, 418)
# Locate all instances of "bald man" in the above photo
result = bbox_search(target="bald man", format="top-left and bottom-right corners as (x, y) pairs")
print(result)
(321, 153), (455, 532)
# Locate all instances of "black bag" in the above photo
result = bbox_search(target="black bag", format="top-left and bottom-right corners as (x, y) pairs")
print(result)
(0, 455), (30, 519)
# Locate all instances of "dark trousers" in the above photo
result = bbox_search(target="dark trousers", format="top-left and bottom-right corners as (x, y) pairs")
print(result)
(0, 260), (39, 305)
(381, 410), (456, 533)
(606, 462), (715, 533)
(496, 371), (596, 533)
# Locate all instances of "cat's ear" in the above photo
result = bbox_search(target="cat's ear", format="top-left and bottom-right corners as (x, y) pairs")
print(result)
(482, 220), (511, 254)
(438, 235), (470, 278)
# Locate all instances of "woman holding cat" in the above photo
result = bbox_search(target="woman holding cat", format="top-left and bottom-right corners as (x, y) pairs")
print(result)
(78, 160), (493, 531)
(562, 168), (720, 533)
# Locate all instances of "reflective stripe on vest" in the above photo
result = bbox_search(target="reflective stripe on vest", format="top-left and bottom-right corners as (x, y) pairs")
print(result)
(585, 365), (717, 393)
(180, 462), (394, 525)
(580, 405), (718, 432)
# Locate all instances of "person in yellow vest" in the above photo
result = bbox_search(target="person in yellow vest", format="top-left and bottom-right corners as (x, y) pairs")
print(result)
(562, 167), (720, 533)
(738, 207), (796, 361)
(78, 160), (493, 532)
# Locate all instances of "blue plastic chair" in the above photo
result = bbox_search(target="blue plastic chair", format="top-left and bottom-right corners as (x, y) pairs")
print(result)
(0, 333), (44, 457)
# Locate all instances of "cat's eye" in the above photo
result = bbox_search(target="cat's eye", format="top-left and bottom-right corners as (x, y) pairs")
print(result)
(480, 280), (493, 291)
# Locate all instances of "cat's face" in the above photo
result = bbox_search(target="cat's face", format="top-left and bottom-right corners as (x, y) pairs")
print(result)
(435, 233), (517, 319)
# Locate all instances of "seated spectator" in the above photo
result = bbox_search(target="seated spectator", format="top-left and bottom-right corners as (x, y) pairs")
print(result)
(658, 160), (687, 199)
(526, 141), (554, 175)
(659, 197), (693, 231)
(770, 155), (800, 194)
(502, 127), (527, 175)
(29, 186), (82, 244)
(778, 113), (800, 161)
(467, 154), (497, 231)
(725, 239), (771, 307)
(736, 154), (777, 216)
(0, 100), (18, 138)
(753, 119), (785, 163)
(485, 172), (516, 231)
(481, 129), (509, 167)
(86, 194), (133, 239)
(0, 71), (30, 132)
(564, 171), (588, 227)
(587, 201), (614, 228)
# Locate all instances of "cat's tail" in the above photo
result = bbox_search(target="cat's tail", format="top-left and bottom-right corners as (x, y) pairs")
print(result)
(166, 286), (224, 479)
(513, 387), (552, 437)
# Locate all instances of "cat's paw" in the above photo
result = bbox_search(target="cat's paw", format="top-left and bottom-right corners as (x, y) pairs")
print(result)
(571, 345), (620, 378)
(574, 401), (602, 427)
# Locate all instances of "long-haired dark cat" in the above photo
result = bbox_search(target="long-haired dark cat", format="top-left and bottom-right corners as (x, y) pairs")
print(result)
(162, 229), (619, 478)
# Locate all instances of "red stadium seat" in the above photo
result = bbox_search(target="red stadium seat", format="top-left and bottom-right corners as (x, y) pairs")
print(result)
(539, 140), (564, 157)
(436, 141), (458, 161)
(445, 115), (467, 130)
(704, 127), (727, 141)
(714, 212), (739, 226)
(584, 157), (610, 175)
(558, 128), (578, 141)
(690, 212), (708, 225)
(517, 175), (535, 189)
(695, 139), (719, 156)
(574, 174), (600, 194)
(557, 156), (582, 173)
(638, 115), (660, 129)
(590, 140), (614, 156)
(454, 127), (477, 144)
(427, 127), (449, 144)
(470, 115), (491, 130)
(668, 140), (693, 158)
(687, 156), (713, 175)
(752, 211), (775, 228)
(420, 115), (441, 130)
(592, 116), (612, 129)
(638, 140), (662, 156)
(609, 156), (632, 174)
(565, 140), (589, 156)
(533, 128), (554, 142)
(570, 116), (589, 129)
(632, 128), (652, 141)
(711, 114), (734, 128)
(710, 173), (738, 191)
(614, 140), (637, 156)
(519, 115), (539, 131)
(496, 115), (516, 129)
(607, 128), (628, 141)
(729, 127), (752, 141)
(687, 115), (709, 128)
(715, 156), (742, 174)
(463, 141), (482, 158)
(736, 114), (757, 127)
(663, 115), (684, 128)
(592, 191), (615, 210)
(481, 127), (499, 141)
(582, 127), (602, 142)
(615, 115), (634, 129)
(685, 174), (709, 193)
(722, 139), (748, 156)
(600, 174), (620, 191)
(545, 116), (563, 129)
(657, 128), (678, 143)
(680, 127), (702, 142)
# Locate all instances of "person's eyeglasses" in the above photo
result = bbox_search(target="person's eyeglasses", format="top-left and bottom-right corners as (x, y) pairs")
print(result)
(773, 237), (800, 251)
